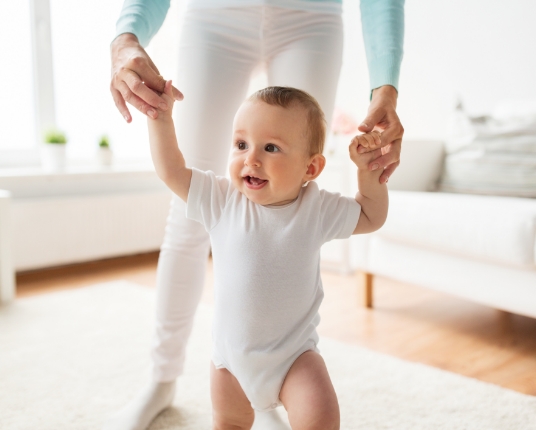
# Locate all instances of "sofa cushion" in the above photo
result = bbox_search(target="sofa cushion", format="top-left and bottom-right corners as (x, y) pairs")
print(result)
(378, 191), (536, 268)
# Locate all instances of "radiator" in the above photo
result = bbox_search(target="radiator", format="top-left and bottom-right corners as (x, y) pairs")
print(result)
(12, 190), (172, 271)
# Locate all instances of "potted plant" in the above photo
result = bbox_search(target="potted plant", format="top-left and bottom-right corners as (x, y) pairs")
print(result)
(97, 135), (113, 166)
(42, 129), (68, 171)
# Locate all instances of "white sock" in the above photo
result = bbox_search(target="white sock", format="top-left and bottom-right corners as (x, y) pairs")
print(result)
(251, 409), (291, 430)
(102, 380), (176, 430)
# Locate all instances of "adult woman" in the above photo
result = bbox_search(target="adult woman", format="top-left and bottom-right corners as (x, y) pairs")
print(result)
(105, 1), (404, 429)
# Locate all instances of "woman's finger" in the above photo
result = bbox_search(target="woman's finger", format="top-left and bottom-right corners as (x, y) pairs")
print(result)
(116, 80), (158, 119)
(368, 139), (401, 171)
(380, 161), (400, 184)
(378, 124), (403, 149)
(134, 59), (186, 101)
(358, 108), (384, 133)
(371, 147), (383, 159)
(135, 59), (167, 95)
(119, 68), (168, 110)
(110, 86), (132, 123)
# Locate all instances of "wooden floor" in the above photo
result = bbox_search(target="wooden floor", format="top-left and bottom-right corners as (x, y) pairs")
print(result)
(16, 252), (536, 396)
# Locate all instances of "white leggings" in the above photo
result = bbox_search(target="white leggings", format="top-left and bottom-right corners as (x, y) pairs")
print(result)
(152, 5), (344, 382)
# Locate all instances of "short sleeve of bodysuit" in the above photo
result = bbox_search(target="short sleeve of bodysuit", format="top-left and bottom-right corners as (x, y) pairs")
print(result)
(186, 168), (233, 231)
(318, 188), (361, 243)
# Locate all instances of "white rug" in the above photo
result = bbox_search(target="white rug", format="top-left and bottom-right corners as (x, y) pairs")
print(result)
(0, 282), (535, 430)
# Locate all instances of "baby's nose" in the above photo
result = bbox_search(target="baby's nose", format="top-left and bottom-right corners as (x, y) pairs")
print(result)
(245, 152), (261, 167)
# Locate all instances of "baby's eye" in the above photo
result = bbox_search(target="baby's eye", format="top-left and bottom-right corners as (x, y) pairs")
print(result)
(265, 144), (279, 153)
(237, 141), (247, 150)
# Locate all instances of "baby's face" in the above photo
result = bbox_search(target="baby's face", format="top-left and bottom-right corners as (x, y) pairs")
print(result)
(229, 100), (315, 206)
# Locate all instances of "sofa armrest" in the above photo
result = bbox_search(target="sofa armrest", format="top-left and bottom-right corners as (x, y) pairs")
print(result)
(0, 190), (15, 304)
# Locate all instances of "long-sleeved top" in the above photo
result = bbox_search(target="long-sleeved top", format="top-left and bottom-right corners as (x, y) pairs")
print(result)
(115, 0), (404, 92)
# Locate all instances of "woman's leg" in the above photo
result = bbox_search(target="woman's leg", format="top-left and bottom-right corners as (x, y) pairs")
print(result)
(153, 6), (263, 382)
(265, 8), (344, 125)
(103, 8), (260, 430)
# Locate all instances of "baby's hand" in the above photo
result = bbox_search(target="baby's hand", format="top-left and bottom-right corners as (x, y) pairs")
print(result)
(349, 131), (383, 170)
(154, 80), (176, 119)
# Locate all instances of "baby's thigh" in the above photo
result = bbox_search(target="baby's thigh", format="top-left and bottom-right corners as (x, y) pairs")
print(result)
(210, 362), (255, 430)
(280, 351), (340, 430)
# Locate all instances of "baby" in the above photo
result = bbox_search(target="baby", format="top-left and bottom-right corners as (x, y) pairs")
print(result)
(147, 82), (388, 430)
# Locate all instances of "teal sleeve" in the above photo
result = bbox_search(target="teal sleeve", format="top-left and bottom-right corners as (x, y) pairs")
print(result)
(360, 0), (405, 93)
(115, 0), (171, 47)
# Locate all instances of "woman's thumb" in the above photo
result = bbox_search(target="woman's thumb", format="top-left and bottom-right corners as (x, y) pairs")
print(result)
(358, 110), (382, 133)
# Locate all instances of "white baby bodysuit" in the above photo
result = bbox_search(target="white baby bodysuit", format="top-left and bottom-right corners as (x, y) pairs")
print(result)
(186, 168), (361, 411)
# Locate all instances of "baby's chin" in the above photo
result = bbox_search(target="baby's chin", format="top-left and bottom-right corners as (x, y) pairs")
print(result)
(239, 188), (282, 206)
(246, 191), (300, 207)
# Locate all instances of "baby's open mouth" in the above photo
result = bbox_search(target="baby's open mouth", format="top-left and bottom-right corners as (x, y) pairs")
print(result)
(243, 175), (268, 189)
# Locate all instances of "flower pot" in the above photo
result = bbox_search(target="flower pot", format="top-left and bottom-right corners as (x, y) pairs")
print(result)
(41, 144), (67, 171)
(97, 147), (113, 166)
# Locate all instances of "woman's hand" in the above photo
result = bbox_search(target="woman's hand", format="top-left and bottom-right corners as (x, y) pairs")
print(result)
(110, 33), (184, 122)
(358, 85), (404, 184)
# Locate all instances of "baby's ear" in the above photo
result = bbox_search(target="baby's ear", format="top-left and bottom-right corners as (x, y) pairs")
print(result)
(305, 153), (326, 181)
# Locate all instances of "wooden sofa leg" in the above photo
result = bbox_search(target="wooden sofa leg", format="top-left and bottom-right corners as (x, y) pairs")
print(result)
(361, 272), (374, 308)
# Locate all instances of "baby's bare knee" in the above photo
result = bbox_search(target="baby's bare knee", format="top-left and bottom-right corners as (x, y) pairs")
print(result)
(314, 412), (340, 430)
(211, 363), (254, 430)
(212, 411), (254, 430)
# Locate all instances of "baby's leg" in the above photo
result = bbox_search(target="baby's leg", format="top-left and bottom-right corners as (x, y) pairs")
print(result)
(210, 362), (255, 430)
(279, 351), (340, 430)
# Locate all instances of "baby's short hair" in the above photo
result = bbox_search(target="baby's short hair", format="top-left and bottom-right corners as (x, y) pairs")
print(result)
(248, 86), (326, 156)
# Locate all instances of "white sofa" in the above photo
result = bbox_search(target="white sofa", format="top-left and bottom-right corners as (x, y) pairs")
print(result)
(329, 141), (536, 319)
(0, 190), (15, 304)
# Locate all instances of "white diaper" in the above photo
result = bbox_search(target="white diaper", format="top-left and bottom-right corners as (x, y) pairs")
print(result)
(213, 339), (319, 411)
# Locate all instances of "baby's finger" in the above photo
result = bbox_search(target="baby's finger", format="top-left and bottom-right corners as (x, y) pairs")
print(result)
(363, 133), (377, 147)
(348, 139), (360, 158)
(164, 80), (173, 97)
(355, 134), (373, 148)
(172, 85), (184, 101)
(157, 80), (175, 105)
(370, 130), (382, 147)
(352, 138), (371, 157)
(358, 132), (382, 153)
(349, 136), (358, 153)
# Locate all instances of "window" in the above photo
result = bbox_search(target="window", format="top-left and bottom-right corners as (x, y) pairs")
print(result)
(50, 0), (149, 162)
(0, 1), (37, 166)
(1, 0), (181, 168)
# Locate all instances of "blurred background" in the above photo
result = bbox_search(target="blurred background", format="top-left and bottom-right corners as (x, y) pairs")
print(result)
(2, 0), (536, 163)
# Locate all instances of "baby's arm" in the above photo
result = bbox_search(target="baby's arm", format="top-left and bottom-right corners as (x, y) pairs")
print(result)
(147, 80), (192, 202)
(349, 131), (389, 234)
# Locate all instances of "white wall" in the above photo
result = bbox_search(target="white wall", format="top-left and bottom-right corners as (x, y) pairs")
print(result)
(337, 0), (536, 141)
